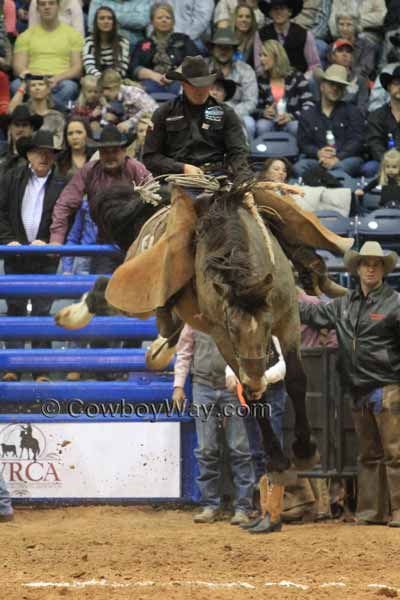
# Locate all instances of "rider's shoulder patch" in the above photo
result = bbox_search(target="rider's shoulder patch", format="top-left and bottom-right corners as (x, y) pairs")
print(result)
(204, 106), (224, 123)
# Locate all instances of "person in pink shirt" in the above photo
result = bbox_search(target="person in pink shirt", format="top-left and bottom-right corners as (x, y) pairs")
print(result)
(173, 324), (256, 526)
(298, 288), (338, 348)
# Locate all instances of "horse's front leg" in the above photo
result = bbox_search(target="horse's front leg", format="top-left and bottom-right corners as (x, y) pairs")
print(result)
(244, 390), (291, 473)
(285, 351), (319, 467)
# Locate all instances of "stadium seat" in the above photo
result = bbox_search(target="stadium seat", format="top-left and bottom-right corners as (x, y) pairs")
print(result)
(357, 208), (400, 251)
(362, 191), (381, 212)
(314, 210), (351, 237)
(250, 131), (299, 160)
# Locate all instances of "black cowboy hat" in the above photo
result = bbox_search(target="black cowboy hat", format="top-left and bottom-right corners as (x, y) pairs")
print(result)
(380, 64), (400, 90)
(166, 55), (217, 87)
(259, 0), (303, 18)
(0, 105), (43, 131)
(16, 129), (61, 158)
(209, 28), (240, 47)
(87, 124), (134, 149)
(213, 74), (238, 101)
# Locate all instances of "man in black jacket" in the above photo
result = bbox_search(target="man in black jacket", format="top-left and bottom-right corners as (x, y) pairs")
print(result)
(366, 65), (400, 177)
(0, 105), (43, 179)
(299, 241), (400, 527)
(258, 0), (321, 78)
(0, 130), (67, 382)
(293, 64), (365, 187)
(142, 55), (252, 180)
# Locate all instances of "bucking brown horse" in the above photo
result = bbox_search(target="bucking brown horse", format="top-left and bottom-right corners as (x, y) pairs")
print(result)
(56, 180), (351, 533)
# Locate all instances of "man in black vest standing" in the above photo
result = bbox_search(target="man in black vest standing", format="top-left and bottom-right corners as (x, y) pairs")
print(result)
(257, 0), (321, 80)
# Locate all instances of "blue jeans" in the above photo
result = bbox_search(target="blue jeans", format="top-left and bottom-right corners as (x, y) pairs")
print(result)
(141, 79), (181, 96)
(192, 382), (255, 512)
(11, 78), (79, 105)
(0, 472), (13, 516)
(245, 383), (286, 481)
(361, 160), (380, 178)
(293, 156), (362, 190)
(244, 115), (298, 140)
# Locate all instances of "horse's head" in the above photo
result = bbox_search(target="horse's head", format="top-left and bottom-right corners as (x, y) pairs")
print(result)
(197, 182), (277, 393)
(221, 297), (273, 394)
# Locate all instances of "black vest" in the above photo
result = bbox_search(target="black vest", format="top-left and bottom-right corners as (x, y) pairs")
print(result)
(260, 22), (308, 74)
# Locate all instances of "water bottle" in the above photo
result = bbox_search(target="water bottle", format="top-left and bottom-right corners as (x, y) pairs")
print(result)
(276, 98), (287, 116)
(326, 130), (336, 148)
(387, 133), (396, 149)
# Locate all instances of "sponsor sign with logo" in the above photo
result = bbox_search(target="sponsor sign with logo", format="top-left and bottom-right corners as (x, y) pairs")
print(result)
(0, 422), (181, 499)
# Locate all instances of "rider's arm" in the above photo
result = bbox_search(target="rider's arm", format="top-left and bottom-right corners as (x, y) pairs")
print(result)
(173, 324), (195, 389)
(142, 104), (186, 177)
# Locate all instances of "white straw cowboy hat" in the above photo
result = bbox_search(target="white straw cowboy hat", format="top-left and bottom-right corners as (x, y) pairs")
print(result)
(321, 65), (349, 86)
(344, 241), (398, 276)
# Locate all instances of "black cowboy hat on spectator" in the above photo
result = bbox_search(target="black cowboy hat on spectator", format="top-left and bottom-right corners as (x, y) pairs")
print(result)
(0, 104), (43, 131)
(209, 28), (240, 47)
(166, 56), (217, 87)
(17, 129), (61, 158)
(380, 65), (400, 91)
(87, 124), (134, 149)
(213, 74), (238, 101)
(259, 0), (303, 18)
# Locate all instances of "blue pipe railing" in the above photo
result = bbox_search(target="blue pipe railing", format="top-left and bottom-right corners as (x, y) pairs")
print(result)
(0, 275), (104, 297)
(0, 244), (119, 256)
(0, 380), (173, 403)
(0, 317), (158, 340)
(0, 348), (172, 371)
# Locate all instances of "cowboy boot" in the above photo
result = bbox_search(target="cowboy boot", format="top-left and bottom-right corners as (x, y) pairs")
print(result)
(248, 482), (284, 534)
(241, 473), (270, 529)
(286, 244), (347, 298)
(309, 478), (332, 521)
(253, 183), (354, 255)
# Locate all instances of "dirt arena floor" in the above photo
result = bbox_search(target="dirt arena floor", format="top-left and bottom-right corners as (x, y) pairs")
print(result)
(1, 506), (399, 600)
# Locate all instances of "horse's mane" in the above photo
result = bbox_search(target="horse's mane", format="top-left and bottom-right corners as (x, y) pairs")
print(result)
(197, 182), (271, 310)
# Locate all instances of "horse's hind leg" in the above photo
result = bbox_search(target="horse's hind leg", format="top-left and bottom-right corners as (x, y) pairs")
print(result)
(285, 351), (319, 466)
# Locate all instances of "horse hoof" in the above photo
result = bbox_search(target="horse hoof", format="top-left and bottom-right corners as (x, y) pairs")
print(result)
(292, 438), (321, 469)
(145, 336), (176, 371)
(266, 456), (291, 473)
(292, 436), (317, 459)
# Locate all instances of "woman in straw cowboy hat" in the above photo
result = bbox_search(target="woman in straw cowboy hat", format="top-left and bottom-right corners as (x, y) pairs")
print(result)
(300, 241), (400, 527)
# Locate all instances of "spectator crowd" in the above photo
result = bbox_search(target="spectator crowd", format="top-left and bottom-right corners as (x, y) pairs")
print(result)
(1, 0), (400, 196)
(1, 0), (400, 529)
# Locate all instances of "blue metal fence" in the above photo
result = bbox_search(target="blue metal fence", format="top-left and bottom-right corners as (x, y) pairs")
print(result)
(0, 245), (197, 503)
